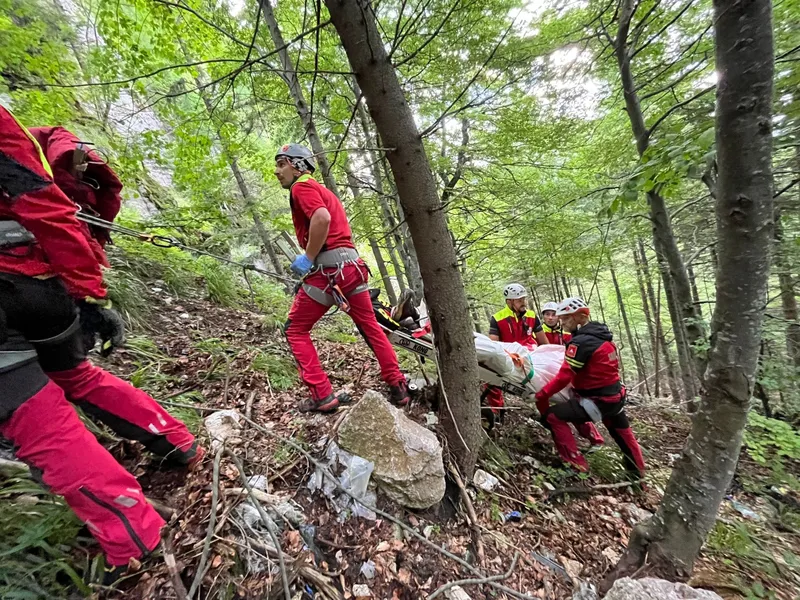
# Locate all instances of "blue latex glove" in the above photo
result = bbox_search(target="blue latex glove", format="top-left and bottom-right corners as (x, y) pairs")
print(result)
(290, 254), (314, 277)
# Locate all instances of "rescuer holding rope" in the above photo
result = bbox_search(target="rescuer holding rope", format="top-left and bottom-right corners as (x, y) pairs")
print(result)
(0, 106), (202, 581)
(275, 144), (410, 413)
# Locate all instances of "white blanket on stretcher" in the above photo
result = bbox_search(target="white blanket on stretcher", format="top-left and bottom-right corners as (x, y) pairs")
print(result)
(473, 334), (573, 403)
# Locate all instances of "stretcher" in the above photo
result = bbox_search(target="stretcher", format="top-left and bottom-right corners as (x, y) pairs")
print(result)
(380, 324), (538, 400)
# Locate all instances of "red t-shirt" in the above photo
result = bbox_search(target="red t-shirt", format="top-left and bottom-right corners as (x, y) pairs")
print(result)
(289, 175), (354, 251)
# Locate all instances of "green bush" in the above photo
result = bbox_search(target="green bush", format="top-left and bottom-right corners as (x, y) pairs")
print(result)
(744, 413), (800, 465)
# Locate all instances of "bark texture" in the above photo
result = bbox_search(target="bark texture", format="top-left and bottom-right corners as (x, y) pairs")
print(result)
(605, 0), (774, 586)
(259, 0), (339, 195)
(614, 0), (707, 388)
(324, 0), (483, 476)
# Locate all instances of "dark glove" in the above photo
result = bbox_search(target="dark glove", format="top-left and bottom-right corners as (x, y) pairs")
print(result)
(80, 299), (125, 357)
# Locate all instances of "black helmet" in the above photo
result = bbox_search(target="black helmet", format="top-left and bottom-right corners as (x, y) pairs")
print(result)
(275, 143), (316, 173)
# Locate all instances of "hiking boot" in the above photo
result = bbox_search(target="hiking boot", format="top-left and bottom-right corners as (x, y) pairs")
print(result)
(388, 381), (410, 407)
(298, 393), (340, 413)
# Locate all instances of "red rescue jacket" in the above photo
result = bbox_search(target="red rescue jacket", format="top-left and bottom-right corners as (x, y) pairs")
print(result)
(542, 322), (572, 346)
(538, 322), (623, 409)
(0, 108), (112, 299)
(488, 305), (543, 347)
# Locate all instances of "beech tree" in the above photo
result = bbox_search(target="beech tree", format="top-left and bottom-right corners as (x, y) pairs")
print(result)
(605, 0), (775, 584)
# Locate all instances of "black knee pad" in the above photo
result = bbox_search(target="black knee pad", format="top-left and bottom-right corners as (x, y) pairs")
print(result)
(0, 330), (49, 422)
(32, 317), (87, 372)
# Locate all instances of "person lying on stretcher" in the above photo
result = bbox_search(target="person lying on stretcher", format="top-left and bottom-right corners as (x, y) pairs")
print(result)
(369, 288), (432, 340)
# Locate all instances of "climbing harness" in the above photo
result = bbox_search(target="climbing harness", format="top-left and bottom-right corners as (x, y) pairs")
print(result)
(74, 209), (297, 285)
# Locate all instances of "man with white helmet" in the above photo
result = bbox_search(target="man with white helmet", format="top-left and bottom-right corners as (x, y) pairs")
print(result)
(534, 297), (645, 479)
(541, 301), (571, 346)
(482, 284), (549, 418)
(274, 144), (409, 413)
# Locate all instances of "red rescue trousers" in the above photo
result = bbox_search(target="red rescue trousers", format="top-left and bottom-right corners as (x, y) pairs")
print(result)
(285, 260), (404, 400)
(0, 274), (198, 565)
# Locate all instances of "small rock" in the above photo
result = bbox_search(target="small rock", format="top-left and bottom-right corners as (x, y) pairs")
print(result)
(352, 583), (372, 598)
(602, 546), (621, 563)
(571, 581), (598, 600)
(542, 481), (556, 492)
(180, 312), (191, 319)
(445, 585), (472, 600)
(423, 525), (435, 539)
(425, 412), (438, 427)
(522, 456), (543, 469)
(375, 541), (390, 552)
(473, 469), (500, 491)
(619, 503), (653, 526)
(247, 475), (268, 491)
(560, 557), (583, 580)
(605, 577), (724, 599)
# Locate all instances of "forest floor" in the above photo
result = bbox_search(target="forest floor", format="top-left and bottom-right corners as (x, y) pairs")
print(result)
(3, 281), (800, 600)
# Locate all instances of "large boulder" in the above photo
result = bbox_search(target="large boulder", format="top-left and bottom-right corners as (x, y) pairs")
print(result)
(337, 390), (446, 509)
(605, 578), (723, 600)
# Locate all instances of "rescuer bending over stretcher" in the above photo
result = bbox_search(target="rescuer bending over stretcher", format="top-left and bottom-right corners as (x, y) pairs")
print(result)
(535, 298), (646, 478)
(275, 144), (410, 413)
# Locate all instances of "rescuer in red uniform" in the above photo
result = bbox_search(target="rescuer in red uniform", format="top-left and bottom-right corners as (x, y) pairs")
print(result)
(275, 144), (409, 413)
(541, 301), (572, 345)
(0, 106), (201, 578)
(535, 297), (645, 478)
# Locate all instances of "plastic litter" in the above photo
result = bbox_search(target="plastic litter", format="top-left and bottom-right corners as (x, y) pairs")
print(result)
(247, 474), (268, 491)
(472, 469), (499, 491)
(531, 550), (570, 580)
(307, 441), (377, 521)
(359, 560), (376, 580)
(504, 510), (522, 522)
(726, 496), (762, 521)
(204, 409), (243, 450)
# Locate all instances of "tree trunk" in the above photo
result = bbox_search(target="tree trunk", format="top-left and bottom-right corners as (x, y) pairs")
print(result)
(687, 261), (703, 318)
(606, 0), (774, 584)
(345, 168), (397, 304)
(595, 283), (607, 323)
(639, 239), (682, 402)
(611, 259), (649, 395)
(661, 256), (698, 408)
(633, 244), (660, 395)
(189, 58), (287, 280)
(380, 154), (424, 296)
(325, 0), (483, 477)
(614, 0), (707, 381)
(259, 0), (339, 195)
(561, 276), (572, 298)
(774, 205), (800, 367)
(351, 81), (412, 293)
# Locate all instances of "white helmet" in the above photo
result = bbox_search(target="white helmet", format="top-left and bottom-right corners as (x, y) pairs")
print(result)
(542, 301), (559, 313)
(556, 297), (590, 317)
(503, 283), (527, 300)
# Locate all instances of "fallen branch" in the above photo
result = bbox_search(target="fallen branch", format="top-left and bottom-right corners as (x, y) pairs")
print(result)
(188, 446), (223, 599)
(226, 450), (292, 600)
(244, 390), (257, 421)
(429, 552), (520, 599)
(548, 480), (643, 501)
(162, 530), (189, 600)
(239, 415), (536, 600)
(448, 464), (485, 564)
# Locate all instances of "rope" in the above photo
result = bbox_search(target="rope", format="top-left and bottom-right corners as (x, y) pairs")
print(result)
(75, 210), (297, 285)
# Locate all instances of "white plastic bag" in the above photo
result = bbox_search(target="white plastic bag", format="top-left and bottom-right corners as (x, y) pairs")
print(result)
(529, 345), (573, 402)
(474, 333), (515, 376)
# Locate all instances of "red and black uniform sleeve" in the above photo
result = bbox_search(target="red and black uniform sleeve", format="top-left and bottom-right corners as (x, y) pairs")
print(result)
(532, 314), (543, 333)
(488, 316), (500, 337)
(0, 107), (106, 299)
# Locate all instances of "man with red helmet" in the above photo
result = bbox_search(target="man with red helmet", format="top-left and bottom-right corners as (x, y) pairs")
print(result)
(274, 144), (409, 413)
(0, 106), (201, 579)
(534, 297), (645, 478)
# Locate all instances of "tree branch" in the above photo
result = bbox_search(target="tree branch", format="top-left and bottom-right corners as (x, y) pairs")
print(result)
(646, 85), (715, 139)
